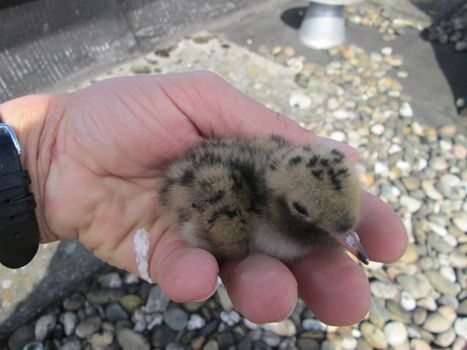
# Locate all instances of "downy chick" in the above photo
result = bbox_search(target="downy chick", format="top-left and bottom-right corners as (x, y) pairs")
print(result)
(159, 135), (368, 264)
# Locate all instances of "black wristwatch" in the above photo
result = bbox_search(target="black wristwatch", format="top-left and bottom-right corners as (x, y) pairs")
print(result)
(0, 122), (39, 268)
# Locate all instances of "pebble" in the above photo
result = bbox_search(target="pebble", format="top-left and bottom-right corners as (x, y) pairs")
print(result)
(89, 331), (114, 350)
(454, 317), (467, 338)
(87, 289), (124, 305)
(411, 339), (431, 350)
(105, 302), (128, 322)
(399, 102), (413, 117)
(435, 328), (456, 347)
(23, 341), (44, 350)
(423, 312), (453, 333)
(145, 285), (170, 313)
(421, 181), (443, 200)
(60, 312), (77, 336)
(438, 174), (462, 198)
(401, 177), (420, 191)
(302, 318), (327, 332)
(220, 310), (240, 326)
(400, 291), (416, 311)
(63, 294), (85, 311)
(370, 281), (399, 299)
(164, 307), (189, 331)
(187, 314), (206, 330)
(289, 93), (311, 109)
(75, 317), (101, 338)
(329, 131), (346, 142)
(98, 272), (122, 289)
(8, 325), (35, 350)
(425, 270), (460, 296)
(34, 314), (56, 341)
(453, 215), (467, 232)
(297, 336), (320, 350)
(399, 195), (421, 213)
(117, 328), (150, 350)
(120, 294), (142, 313)
(428, 222), (447, 236)
(203, 340), (219, 350)
(384, 321), (407, 346)
(360, 322), (388, 349)
(396, 274), (432, 299)
(371, 124), (385, 135)
(262, 319), (297, 336)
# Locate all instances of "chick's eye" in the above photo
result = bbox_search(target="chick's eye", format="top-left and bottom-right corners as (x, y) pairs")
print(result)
(292, 201), (309, 216)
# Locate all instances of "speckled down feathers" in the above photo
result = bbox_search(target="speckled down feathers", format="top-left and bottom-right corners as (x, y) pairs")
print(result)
(159, 135), (361, 260)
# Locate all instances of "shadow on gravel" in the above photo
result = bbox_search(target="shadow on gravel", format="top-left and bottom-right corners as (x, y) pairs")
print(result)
(412, 0), (467, 116)
(280, 6), (306, 30)
(0, 241), (103, 343)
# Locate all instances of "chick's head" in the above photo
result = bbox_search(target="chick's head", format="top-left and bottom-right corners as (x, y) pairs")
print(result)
(266, 145), (361, 240)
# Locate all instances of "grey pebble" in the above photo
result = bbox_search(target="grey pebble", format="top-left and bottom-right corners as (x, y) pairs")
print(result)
(145, 285), (170, 313)
(262, 331), (281, 347)
(22, 341), (44, 350)
(105, 302), (128, 322)
(116, 328), (150, 350)
(60, 312), (77, 336)
(203, 340), (219, 350)
(8, 325), (35, 350)
(58, 339), (82, 350)
(98, 272), (122, 289)
(62, 294), (85, 311)
(164, 307), (188, 331)
(87, 289), (124, 305)
(34, 314), (56, 341)
(166, 343), (187, 350)
(75, 317), (102, 338)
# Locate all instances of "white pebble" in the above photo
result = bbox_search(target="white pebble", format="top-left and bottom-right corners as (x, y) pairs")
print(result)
(440, 266), (457, 283)
(1, 280), (12, 289)
(440, 140), (452, 151)
(400, 291), (416, 311)
(400, 195), (421, 213)
(381, 47), (393, 56)
(429, 222), (447, 236)
(330, 131), (346, 142)
(388, 144), (402, 154)
(374, 161), (389, 175)
(396, 160), (411, 173)
(400, 102), (414, 118)
(371, 124), (385, 135)
(384, 321), (407, 346)
(289, 93), (311, 109)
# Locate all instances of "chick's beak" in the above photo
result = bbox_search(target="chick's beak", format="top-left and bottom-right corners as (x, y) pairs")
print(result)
(329, 230), (369, 265)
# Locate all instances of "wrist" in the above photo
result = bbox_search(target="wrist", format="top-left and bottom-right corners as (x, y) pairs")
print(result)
(0, 94), (56, 243)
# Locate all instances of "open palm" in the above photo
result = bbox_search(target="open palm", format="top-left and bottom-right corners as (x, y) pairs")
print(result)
(11, 71), (407, 325)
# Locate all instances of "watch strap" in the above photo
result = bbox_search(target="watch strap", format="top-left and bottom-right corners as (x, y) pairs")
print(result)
(0, 126), (39, 268)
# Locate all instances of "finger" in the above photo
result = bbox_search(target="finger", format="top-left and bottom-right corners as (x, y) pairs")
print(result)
(292, 248), (370, 326)
(150, 230), (219, 302)
(220, 253), (297, 324)
(357, 190), (408, 263)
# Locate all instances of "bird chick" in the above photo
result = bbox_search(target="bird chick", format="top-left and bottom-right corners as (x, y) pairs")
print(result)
(159, 135), (368, 264)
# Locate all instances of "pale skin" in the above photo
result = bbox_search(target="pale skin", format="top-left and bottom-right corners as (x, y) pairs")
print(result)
(0, 71), (407, 325)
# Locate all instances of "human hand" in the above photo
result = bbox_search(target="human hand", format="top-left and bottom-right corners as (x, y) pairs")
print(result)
(0, 71), (407, 325)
